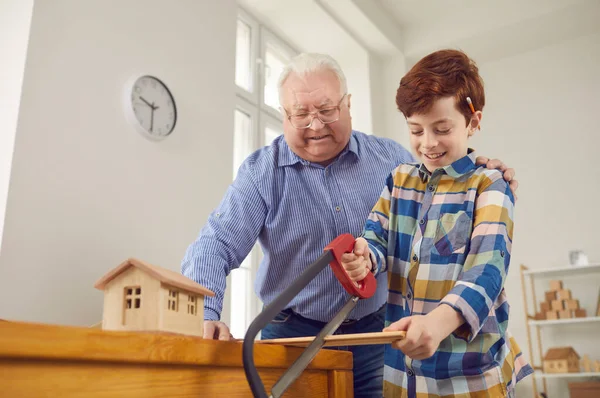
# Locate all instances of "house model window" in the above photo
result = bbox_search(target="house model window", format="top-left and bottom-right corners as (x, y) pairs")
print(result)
(125, 286), (141, 309)
(168, 290), (179, 311)
(188, 295), (197, 315)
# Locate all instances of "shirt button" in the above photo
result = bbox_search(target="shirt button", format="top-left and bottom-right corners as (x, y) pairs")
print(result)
(428, 185), (435, 192)
(407, 369), (414, 376)
(412, 254), (418, 262)
(407, 292), (412, 300)
(335, 206), (341, 212)
(419, 219), (425, 225)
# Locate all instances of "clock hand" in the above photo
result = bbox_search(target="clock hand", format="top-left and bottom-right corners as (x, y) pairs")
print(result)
(140, 96), (153, 107)
(150, 107), (155, 132)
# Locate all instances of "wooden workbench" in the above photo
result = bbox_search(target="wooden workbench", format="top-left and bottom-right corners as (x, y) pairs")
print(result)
(0, 320), (353, 397)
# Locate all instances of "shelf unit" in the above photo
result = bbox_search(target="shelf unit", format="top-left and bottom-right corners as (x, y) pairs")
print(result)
(536, 372), (600, 379)
(519, 264), (600, 398)
(528, 316), (600, 327)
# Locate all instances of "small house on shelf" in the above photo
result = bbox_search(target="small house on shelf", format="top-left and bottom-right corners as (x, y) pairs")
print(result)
(94, 258), (214, 337)
(543, 347), (580, 374)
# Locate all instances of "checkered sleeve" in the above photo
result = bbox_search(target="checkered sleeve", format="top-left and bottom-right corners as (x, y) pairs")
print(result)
(439, 171), (515, 342)
(361, 171), (395, 275)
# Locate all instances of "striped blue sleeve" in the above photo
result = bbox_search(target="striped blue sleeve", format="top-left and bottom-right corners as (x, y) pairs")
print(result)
(361, 172), (395, 275)
(439, 173), (514, 342)
(181, 159), (267, 321)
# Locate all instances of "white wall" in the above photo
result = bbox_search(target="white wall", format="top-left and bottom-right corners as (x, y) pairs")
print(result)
(0, 0), (34, 253)
(376, 53), (409, 146)
(473, 32), (600, 397)
(0, 0), (237, 327)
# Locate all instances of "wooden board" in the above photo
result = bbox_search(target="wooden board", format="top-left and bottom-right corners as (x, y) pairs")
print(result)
(259, 331), (406, 347)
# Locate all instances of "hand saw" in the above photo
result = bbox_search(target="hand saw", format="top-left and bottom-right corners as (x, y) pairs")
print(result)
(242, 233), (377, 398)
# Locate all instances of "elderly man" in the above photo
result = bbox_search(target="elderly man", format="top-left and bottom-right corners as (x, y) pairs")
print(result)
(181, 53), (517, 397)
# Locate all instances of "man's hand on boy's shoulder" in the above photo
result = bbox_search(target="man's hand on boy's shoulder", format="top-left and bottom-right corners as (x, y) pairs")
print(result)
(475, 156), (518, 199)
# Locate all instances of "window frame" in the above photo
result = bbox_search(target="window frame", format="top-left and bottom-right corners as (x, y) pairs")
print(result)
(235, 8), (260, 105)
(259, 26), (297, 120)
(228, 7), (298, 338)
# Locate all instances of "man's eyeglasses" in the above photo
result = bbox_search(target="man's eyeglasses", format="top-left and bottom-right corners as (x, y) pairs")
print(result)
(284, 94), (347, 129)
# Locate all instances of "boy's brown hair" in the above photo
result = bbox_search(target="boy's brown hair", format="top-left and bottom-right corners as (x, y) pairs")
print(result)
(396, 49), (485, 125)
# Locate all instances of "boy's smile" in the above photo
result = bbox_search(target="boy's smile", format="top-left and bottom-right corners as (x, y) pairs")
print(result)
(406, 97), (481, 172)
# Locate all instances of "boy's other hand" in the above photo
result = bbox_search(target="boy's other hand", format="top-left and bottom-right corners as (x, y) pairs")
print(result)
(475, 156), (518, 199)
(340, 237), (372, 282)
(383, 315), (444, 360)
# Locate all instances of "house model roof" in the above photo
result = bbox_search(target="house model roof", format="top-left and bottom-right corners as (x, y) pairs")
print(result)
(94, 258), (215, 297)
(543, 347), (579, 360)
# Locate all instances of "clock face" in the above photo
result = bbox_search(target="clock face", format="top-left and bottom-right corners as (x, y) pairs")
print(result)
(127, 75), (177, 140)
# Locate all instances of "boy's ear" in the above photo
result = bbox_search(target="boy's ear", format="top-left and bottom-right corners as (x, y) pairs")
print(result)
(468, 111), (483, 136)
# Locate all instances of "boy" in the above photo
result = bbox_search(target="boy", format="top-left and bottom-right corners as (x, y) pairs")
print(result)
(341, 49), (533, 397)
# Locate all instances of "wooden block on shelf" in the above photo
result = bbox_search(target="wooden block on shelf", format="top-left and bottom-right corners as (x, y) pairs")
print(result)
(595, 360), (600, 373)
(540, 302), (551, 312)
(546, 310), (559, 320)
(545, 291), (557, 302)
(549, 280), (563, 291)
(551, 300), (564, 311)
(559, 310), (572, 319)
(565, 299), (580, 310)
(581, 355), (592, 372)
(534, 312), (546, 320)
(557, 289), (572, 300)
(574, 309), (587, 318)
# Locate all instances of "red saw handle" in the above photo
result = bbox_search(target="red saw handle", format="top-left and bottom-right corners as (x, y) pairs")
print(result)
(324, 233), (377, 299)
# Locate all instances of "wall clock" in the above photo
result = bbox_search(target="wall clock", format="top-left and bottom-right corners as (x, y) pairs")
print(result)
(124, 75), (177, 141)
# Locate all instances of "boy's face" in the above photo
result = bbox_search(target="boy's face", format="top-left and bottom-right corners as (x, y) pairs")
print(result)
(406, 96), (480, 172)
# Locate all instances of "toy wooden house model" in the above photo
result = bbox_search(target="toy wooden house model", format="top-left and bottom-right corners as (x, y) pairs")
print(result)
(94, 258), (214, 337)
(543, 347), (580, 374)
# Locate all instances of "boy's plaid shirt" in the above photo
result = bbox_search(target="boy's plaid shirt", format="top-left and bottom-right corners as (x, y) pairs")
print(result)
(363, 149), (533, 397)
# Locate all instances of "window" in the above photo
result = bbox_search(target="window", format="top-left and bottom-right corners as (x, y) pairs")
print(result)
(263, 44), (287, 110)
(168, 289), (179, 311)
(263, 121), (283, 147)
(235, 19), (252, 92)
(230, 8), (297, 338)
(125, 287), (141, 309)
(187, 295), (197, 315)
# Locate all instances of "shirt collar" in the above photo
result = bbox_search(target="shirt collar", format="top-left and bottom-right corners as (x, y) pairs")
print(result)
(277, 130), (360, 167)
(418, 148), (477, 182)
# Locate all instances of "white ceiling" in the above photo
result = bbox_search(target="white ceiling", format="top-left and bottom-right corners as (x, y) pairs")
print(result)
(377, 0), (600, 63)
(238, 0), (600, 64)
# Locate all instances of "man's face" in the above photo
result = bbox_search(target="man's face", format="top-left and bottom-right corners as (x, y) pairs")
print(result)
(280, 69), (352, 165)
(407, 96), (478, 172)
